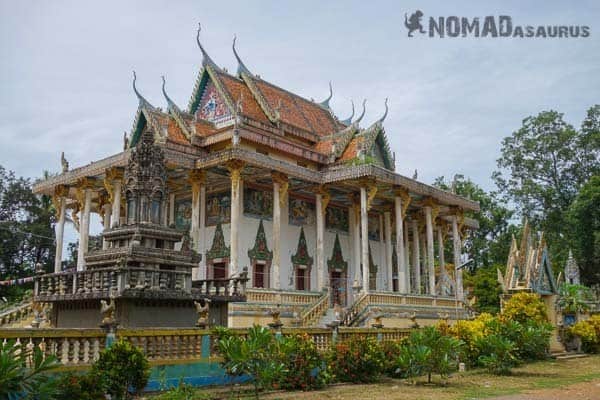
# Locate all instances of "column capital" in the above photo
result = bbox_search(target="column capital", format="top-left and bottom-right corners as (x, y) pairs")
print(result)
(271, 171), (289, 207)
(52, 185), (69, 218)
(348, 192), (361, 215)
(188, 169), (207, 185)
(315, 185), (331, 213)
(75, 177), (95, 209)
(226, 160), (245, 186)
(358, 179), (378, 211)
(105, 167), (124, 182)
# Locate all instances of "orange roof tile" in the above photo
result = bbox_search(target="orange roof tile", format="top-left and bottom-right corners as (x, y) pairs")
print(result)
(339, 136), (362, 162)
(216, 72), (270, 124)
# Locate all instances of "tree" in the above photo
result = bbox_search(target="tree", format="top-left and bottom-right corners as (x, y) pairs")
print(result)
(464, 265), (503, 314)
(0, 166), (56, 279)
(567, 175), (600, 285)
(433, 175), (514, 268)
(493, 107), (600, 272)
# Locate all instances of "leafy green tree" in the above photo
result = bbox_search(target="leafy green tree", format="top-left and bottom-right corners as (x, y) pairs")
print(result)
(558, 283), (593, 314)
(433, 175), (514, 268)
(567, 176), (600, 285)
(0, 166), (56, 280)
(493, 107), (600, 272)
(464, 265), (503, 314)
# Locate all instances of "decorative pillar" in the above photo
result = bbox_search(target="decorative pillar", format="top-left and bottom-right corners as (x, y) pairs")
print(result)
(350, 195), (361, 290)
(198, 185), (207, 280)
(168, 193), (176, 226)
(452, 213), (464, 301)
(420, 231), (427, 293)
(394, 189), (410, 293)
(411, 218), (421, 294)
(227, 161), (244, 277)
(315, 186), (329, 291)
(359, 182), (378, 293)
(104, 168), (123, 229)
(424, 205), (436, 295)
(271, 172), (288, 289)
(101, 197), (112, 250)
(76, 178), (94, 271)
(403, 220), (411, 293)
(53, 185), (68, 273)
(384, 211), (393, 291)
(189, 170), (205, 280)
(437, 225), (446, 294)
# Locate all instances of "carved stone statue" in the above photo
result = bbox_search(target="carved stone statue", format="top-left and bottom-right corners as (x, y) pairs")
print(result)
(100, 298), (116, 326)
(267, 304), (283, 329)
(61, 152), (69, 173)
(194, 298), (211, 328)
(409, 310), (419, 329)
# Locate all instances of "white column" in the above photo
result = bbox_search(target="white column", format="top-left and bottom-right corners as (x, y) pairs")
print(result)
(384, 211), (393, 291)
(198, 186), (206, 280)
(101, 203), (112, 250)
(424, 206), (436, 295)
(411, 219), (421, 294)
(360, 187), (369, 293)
(452, 215), (464, 301)
(352, 206), (361, 289)
(110, 180), (122, 228)
(272, 180), (281, 289)
(420, 232), (427, 293)
(228, 163), (243, 277)
(394, 196), (407, 293)
(315, 193), (325, 291)
(189, 170), (205, 280)
(437, 226), (446, 287)
(77, 188), (92, 271)
(404, 221), (411, 293)
(54, 196), (66, 273)
(168, 193), (176, 226)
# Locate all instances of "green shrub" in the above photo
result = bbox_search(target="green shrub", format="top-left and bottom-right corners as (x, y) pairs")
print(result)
(0, 339), (60, 399)
(217, 325), (285, 399)
(501, 292), (548, 325)
(90, 339), (150, 400)
(569, 315), (600, 353)
(154, 381), (211, 400)
(326, 337), (385, 383)
(54, 372), (105, 400)
(394, 344), (430, 382)
(476, 334), (517, 375)
(275, 334), (328, 391)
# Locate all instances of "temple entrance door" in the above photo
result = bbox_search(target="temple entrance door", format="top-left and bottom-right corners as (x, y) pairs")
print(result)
(392, 277), (398, 292)
(254, 262), (266, 288)
(330, 271), (346, 307)
(295, 265), (309, 291)
(213, 262), (226, 279)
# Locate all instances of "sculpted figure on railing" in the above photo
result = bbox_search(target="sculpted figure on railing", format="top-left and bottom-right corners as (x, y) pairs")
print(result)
(194, 298), (211, 328)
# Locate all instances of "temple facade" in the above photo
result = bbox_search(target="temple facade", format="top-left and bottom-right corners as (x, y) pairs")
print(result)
(33, 28), (479, 328)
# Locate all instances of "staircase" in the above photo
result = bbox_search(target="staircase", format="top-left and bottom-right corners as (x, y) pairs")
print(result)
(0, 300), (35, 328)
(551, 351), (588, 360)
(316, 308), (338, 328)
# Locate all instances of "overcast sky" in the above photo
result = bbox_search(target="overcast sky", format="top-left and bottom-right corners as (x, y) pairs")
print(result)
(1, 0), (598, 190)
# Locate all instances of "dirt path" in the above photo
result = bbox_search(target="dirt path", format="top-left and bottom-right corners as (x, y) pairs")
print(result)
(489, 379), (600, 400)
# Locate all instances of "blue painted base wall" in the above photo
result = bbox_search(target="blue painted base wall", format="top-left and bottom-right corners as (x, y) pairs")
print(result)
(146, 361), (250, 391)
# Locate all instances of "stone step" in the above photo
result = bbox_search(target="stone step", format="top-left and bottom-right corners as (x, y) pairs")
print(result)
(555, 353), (588, 360)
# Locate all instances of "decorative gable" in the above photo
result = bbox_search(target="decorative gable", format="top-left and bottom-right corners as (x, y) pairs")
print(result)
(291, 227), (313, 266)
(247, 220), (272, 261)
(327, 234), (347, 272)
(206, 222), (230, 260)
(197, 80), (233, 125)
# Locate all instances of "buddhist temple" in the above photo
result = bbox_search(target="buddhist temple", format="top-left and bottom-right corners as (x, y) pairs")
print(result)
(32, 26), (479, 328)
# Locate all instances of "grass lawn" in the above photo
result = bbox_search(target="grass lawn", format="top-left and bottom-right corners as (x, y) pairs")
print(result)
(155, 355), (600, 400)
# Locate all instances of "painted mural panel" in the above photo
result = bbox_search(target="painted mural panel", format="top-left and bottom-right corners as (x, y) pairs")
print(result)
(175, 198), (192, 230)
(243, 187), (273, 220)
(206, 191), (231, 226)
(325, 206), (349, 233)
(197, 81), (232, 124)
(368, 215), (380, 241)
(288, 197), (315, 226)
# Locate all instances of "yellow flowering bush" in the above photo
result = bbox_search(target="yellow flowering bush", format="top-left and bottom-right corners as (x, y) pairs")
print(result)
(500, 292), (548, 324)
(569, 315), (600, 353)
(447, 313), (496, 364)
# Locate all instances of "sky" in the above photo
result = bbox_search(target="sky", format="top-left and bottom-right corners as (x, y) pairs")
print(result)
(1, 0), (599, 245)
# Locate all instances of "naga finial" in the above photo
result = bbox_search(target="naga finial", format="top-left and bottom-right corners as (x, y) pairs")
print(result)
(132, 70), (151, 107)
(341, 100), (355, 125)
(355, 99), (367, 124)
(196, 23), (218, 68)
(233, 34), (252, 76)
(378, 98), (389, 123)
(319, 81), (333, 109)
(60, 152), (69, 173)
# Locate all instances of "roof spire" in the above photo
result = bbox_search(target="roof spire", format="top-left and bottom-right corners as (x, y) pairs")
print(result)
(161, 75), (177, 109)
(196, 23), (218, 69)
(355, 99), (367, 124)
(132, 71), (153, 107)
(319, 81), (333, 109)
(378, 98), (388, 124)
(341, 100), (355, 125)
(232, 35), (252, 77)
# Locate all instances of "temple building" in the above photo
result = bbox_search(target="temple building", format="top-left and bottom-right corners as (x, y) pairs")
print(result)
(32, 27), (479, 328)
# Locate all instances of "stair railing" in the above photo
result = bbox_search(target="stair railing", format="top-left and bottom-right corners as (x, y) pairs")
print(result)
(301, 289), (330, 327)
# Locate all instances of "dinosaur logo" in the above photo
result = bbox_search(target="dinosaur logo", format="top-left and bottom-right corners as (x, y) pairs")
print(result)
(404, 10), (426, 37)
